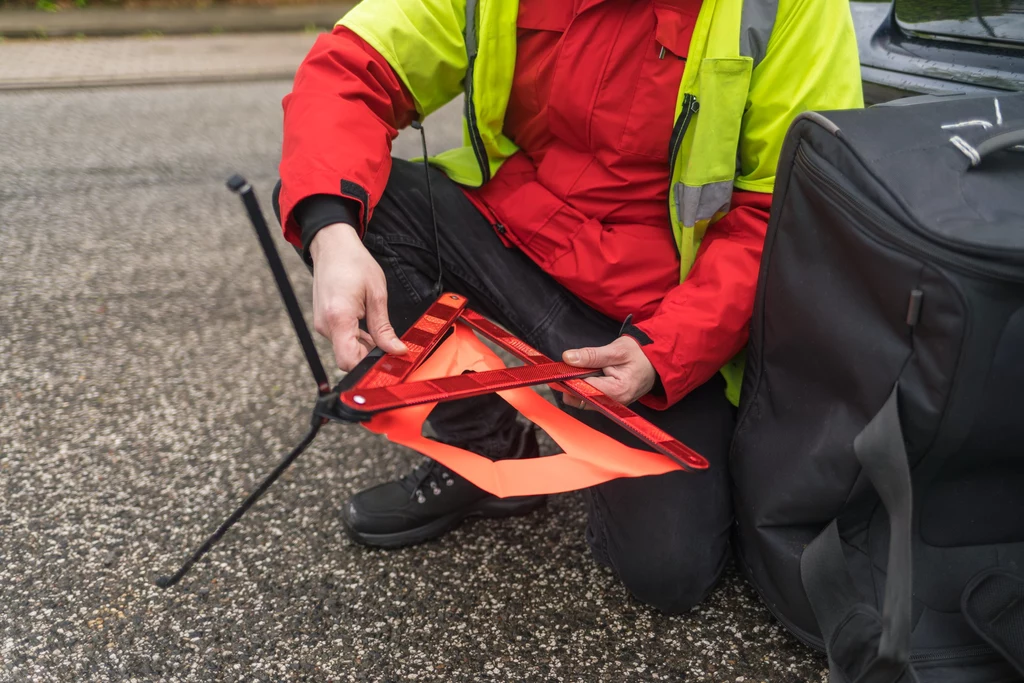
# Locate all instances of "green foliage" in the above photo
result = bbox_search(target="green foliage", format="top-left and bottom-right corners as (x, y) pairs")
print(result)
(31, 0), (88, 11)
(896, 0), (1014, 23)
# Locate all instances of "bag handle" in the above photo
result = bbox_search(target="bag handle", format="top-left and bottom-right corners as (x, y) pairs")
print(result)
(962, 569), (1024, 677)
(801, 385), (917, 683)
(974, 129), (1024, 163)
(951, 127), (1024, 167)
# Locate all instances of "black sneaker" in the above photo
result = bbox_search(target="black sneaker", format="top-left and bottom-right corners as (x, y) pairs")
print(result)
(341, 422), (546, 549)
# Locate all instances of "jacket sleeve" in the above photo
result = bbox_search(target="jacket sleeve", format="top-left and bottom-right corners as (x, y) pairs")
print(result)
(633, 190), (771, 409)
(278, 26), (418, 251)
(279, 0), (469, 251)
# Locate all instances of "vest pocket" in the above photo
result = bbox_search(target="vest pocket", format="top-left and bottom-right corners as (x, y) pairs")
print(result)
(680, 57), (752, 190)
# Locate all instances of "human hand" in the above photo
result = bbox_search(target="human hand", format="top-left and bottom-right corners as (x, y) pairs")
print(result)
(561, 336), (656, 408)
(308, 222), (407, 371)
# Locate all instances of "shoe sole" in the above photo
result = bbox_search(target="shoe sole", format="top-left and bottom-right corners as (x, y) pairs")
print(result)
(342, 495), (547, 550)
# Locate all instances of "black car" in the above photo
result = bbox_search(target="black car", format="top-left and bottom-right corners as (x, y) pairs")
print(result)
(852, 0), (1024, 104)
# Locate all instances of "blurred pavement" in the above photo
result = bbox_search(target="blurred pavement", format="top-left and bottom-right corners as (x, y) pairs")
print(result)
(0, 48), (827, 682)
(0, 32), (318, 90)
(0, 5), (353, 39)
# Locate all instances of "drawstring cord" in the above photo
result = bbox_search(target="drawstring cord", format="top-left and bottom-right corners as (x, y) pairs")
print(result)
(411, 120), (444, 298)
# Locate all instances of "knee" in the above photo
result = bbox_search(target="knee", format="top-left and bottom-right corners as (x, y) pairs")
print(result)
(608, 546), (726, 614)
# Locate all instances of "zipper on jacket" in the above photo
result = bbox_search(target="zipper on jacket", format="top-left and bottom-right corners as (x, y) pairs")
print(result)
(464, 56), (491, 185)
(668, 94), (699, 181)
(795, 146), (1024, 283)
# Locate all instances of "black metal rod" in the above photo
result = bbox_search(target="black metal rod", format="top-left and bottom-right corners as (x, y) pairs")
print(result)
(154, 419), (323, 588)
(227, 175), (331, 395)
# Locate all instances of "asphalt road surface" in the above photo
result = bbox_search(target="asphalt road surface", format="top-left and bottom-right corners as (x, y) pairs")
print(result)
(0, 81), (827, 682)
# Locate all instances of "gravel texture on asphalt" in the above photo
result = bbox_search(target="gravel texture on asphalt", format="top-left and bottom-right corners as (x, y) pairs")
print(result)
(0, 81), (827, 682)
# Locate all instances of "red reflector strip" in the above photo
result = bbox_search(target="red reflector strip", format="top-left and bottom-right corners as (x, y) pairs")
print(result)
(355, 293), (468, 390)
(458, 310), (549, 364)
(339, 362), (594, 413)
(460, 309), (708, 471)
(561, 380), (707, 470)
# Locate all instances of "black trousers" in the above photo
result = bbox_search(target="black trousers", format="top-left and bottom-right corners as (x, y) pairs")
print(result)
(277, 159), (736, 613)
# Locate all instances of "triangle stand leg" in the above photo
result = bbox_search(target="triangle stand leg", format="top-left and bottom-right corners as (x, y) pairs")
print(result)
(154, 414), (323, 588)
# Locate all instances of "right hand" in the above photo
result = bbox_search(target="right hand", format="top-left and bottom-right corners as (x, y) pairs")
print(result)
(309, 222), (407, 371)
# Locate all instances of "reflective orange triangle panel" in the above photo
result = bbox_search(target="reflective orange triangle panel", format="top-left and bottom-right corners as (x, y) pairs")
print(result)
(362, 323), (689, 498)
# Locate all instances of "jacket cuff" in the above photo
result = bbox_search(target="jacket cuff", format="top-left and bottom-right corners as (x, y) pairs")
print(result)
(616, 316), (668, 406)
(294, 194), (364, 264)
(636, 343), (676, 410)
(633, 318), (694, 411)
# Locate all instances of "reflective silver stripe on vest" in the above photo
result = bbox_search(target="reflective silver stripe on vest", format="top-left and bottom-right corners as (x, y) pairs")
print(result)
(675, 180), (734, 228)
(464, 0), (478, 60)
(739, 0), (779, 68)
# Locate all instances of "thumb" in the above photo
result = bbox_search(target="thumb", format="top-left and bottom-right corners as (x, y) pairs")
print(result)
(365, 289), (407, 355)
(563, 345), (616, 369)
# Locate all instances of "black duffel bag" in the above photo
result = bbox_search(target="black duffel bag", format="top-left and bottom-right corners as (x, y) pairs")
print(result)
(731, 93), (1024, 683)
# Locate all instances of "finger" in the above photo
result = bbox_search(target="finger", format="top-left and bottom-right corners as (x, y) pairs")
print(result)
(365, 288), (408, 355)
(585, 375), (628, 406)
(562, 394), (588, 410)
(356, 331), (375, 356)
(330, 318), (368, 372)
(557, 388), (592, 411)
(562, 342), (628, 369)
(333, 336), (368, 372)
(357, 329), (375, 348)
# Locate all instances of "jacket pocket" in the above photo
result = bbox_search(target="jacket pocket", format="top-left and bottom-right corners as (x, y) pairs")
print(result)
(516, 0), (572, 32)
(617, 3), (693, 159)
(491, 178), (583, 268)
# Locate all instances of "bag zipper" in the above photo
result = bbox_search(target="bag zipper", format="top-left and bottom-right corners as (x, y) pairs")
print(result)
(795, 147), (1024, 283)
(910, 643), (998, 665)
(801, 119), (1024, 263)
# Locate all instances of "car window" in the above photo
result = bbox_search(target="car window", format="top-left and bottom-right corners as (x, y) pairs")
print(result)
(895, 0), (1024, 46)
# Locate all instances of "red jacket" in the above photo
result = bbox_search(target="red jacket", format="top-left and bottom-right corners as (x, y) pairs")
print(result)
(279, 0), (771, 409)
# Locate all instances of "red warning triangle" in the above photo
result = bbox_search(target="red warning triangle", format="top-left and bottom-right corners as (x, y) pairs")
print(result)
(339, 293), (708, 497)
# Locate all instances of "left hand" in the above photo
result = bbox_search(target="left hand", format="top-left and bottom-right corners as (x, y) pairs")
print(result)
(561, 336), (657, 409)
